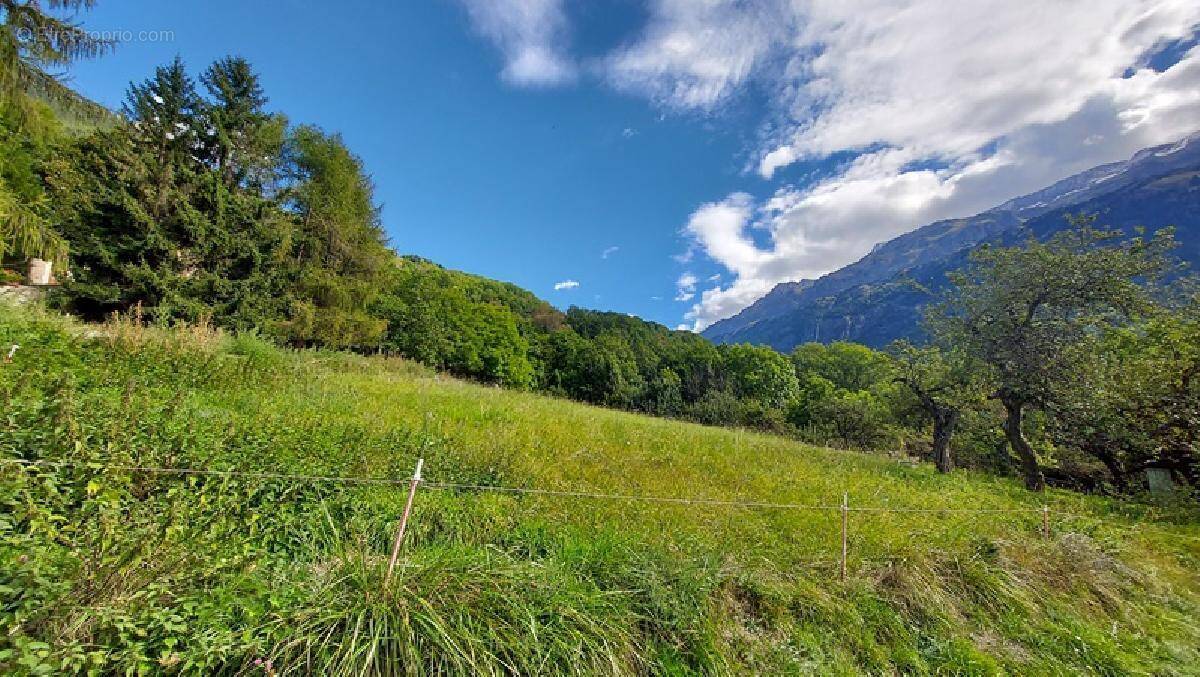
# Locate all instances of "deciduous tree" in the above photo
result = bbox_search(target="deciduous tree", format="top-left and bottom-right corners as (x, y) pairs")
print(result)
(927, 218), (1177, 490)
(890, 341), (986, 473)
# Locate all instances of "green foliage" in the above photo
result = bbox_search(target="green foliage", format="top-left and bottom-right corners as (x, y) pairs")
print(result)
(40, 57), (390, 349)
(646, 367), (683, 416)
(930, 219), (1177, 408)
(927, 217), (1180, 490)
(812, 389), (894, 449)
(721, 343), (800, 409)
(889, 341), (989, 472)
(272, 124), (390, 347)
(0, 97), (66, 266)
(792, 340), (893, 392)
(558, 308), (722, 413)
(199, 56), (282, 189)
(0, 0), (113, 126)
(683, 387), (747, 427)
(46, 122), (291, 328)
(123, 55), (202, 193)
(1050, 302), (1200, 490)
(373, 259), (535, 387)
(2, 305), (1198, 674)
(0, 0), (114, 267)
(787, 374), (835, 428)
(783, 341), (904, 450)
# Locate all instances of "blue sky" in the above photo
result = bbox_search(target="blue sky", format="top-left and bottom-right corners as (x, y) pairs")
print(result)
(62, 1), (1200, 331)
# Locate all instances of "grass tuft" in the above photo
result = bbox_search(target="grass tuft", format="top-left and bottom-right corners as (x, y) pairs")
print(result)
(1, 303), (1198, 674)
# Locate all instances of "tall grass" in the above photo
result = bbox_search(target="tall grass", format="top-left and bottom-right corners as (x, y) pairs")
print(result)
(1, 303), (1198, 674)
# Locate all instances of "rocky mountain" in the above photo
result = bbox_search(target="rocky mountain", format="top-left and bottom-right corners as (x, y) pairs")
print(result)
(702, 133), (1200, 350)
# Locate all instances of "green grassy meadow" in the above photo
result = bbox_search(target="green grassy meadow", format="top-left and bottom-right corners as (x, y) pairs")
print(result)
(2, 303), (1199, 675)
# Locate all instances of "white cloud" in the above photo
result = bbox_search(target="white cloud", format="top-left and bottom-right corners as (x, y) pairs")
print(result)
(553, 279), (580, 290)
(620, 0), (1200, 330)
(756, 1), (1200, 178)
(674, 271), (698, 301)
(604, 0), (793, 109)
(458, 0), (575, 86)
(622, 127), (638, 138)
(682, 194), (766, 279)
(457, 1), (1200, 330)
(601, 245), (620, 259)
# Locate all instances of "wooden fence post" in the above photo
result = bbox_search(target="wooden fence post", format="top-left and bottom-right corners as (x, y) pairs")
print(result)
(4, 345), (17, 364)
(1042, 505), (1050, 540)
(385, 458), (424, 583)
(840, 493), (849, 582)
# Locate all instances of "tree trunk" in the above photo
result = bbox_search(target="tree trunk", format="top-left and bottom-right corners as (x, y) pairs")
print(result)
(1001, 398), (1045, 491)
(1092, 447), (1127, 493)
(932, 407), (959, 473)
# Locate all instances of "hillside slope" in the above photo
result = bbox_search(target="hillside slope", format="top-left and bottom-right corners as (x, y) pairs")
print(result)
(704, 133), (1200, 350)
(2, 305), (1199, 674)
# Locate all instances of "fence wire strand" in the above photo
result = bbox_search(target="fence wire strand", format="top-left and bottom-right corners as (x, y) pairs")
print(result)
(421, 480), (839, 510)
(2, 457), (1199, 540)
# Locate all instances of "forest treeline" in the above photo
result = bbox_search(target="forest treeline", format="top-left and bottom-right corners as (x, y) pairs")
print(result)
(1, 9), (1196, 496)
(374, 231), (1199, 497)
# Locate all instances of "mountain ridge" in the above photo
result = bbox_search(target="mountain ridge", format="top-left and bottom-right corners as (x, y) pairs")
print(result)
(703, 133), (1200, 350)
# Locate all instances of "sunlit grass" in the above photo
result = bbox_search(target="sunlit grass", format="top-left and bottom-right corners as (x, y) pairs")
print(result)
(2, 303), (1198, 674)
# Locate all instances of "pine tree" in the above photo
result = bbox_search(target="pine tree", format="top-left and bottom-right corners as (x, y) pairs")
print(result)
(0, 0), (110, 265)
(0, 0), (112, 119)
(123, 56), (200, 157)
(122, 56), (201, 217)
(199, 56), (278, 188)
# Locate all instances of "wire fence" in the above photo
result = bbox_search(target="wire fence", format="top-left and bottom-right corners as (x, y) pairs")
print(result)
(0, 457), (1045, 513)
(2, 455), (1198, 581)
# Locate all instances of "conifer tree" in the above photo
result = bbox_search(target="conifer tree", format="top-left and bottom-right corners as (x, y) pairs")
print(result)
(199, 56), (280, 188)
(0, 0), (110, 264)
(0, 0), (111, 119)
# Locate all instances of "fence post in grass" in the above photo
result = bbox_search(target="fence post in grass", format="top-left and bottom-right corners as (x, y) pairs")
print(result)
(385, 458), (424, 583)
(840, 493), (849, 582)
(4, 344), (17, 364)
(1042, 505), (1050, 540)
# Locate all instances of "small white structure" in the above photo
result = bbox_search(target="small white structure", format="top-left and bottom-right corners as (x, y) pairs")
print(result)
(27, 258), (53, 286)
